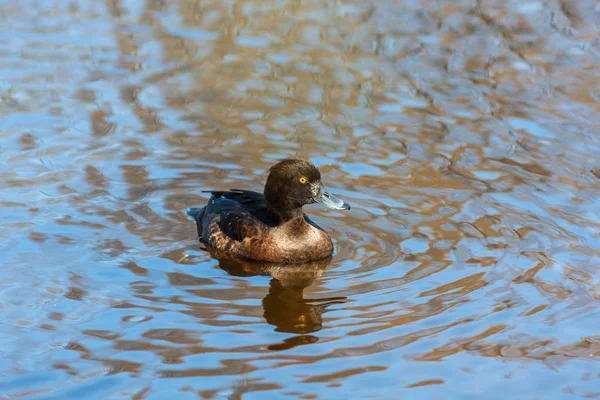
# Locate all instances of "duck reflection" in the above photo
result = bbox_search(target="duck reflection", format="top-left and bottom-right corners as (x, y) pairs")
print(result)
(211, 250), (346, 341)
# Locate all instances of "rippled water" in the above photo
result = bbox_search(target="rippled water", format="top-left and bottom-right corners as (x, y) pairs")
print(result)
(1, 0), (600, 398)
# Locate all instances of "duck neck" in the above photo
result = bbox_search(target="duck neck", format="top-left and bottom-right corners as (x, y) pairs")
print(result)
(264, 181), (305, 224)
(267, 204), (304, 224)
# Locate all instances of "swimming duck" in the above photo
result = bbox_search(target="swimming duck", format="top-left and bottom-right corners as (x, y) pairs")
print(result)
(188, 158), (350, 263)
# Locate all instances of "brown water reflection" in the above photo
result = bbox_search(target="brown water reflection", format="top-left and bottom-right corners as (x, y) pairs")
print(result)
(1, 0), (600, 398)
(215, 254), (346, 338)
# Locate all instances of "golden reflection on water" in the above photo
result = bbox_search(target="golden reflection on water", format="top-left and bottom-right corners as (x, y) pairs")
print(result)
(215, 255), (345, 336)
(0, 0), (600, 398)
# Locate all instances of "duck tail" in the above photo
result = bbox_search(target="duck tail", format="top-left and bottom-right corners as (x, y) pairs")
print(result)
(186, 207), (205, 220)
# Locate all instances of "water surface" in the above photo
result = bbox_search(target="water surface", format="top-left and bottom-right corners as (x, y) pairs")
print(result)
(1, 0), (600, 398)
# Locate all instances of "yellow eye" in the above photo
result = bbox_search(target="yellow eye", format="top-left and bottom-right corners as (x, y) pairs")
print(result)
(299, 177), (307, 184)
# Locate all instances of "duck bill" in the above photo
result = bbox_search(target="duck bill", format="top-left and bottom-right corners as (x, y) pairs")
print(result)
(313, 183), (351, 210)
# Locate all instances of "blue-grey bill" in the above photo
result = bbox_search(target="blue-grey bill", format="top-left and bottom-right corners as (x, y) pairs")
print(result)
(314, 184), (351, 210)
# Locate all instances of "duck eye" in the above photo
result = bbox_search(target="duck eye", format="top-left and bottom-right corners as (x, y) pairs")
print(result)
(299, 177), (307, 184)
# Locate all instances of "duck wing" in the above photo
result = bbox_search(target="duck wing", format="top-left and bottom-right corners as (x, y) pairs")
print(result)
(204, 189), (267, 210)
(193, 189), (273, 243)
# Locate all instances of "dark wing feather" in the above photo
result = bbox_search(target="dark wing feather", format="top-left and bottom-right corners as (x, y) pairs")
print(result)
(199, 189), (273, 243)
(202, 189), (267, 209)
(218, 210), (262, 242)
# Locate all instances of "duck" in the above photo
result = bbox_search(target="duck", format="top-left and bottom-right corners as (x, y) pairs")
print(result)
(188, 158), (350, 263)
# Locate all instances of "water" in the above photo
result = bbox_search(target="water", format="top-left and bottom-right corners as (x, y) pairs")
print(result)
(1, 0), (600, 398)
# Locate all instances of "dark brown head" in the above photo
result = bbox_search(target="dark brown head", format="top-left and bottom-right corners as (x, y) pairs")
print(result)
(264, 158), (350, 222)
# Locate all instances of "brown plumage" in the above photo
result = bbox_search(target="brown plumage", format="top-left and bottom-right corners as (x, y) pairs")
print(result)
(188, 158), (350, 263)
